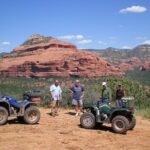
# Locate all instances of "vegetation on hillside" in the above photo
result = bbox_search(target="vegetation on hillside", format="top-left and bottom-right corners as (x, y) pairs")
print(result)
(21, 34), (54, 46)
(125, 70), (150, 86)
(0, 77), (149, 117)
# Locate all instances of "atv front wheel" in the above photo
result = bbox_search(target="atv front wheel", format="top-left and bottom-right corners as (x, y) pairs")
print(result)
(112, 115), (129, 134)
(80, 112), (95, 129)
(0, 106), (8, 125)
(24, 106), (40, 124)
(128, 115), (136, 130)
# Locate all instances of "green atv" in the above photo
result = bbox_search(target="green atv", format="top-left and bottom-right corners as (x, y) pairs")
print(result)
(80, 97), (136, 134)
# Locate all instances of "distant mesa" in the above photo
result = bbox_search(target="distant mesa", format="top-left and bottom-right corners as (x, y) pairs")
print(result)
(84, 44), (150, 72)
(0, 34), (123, 78)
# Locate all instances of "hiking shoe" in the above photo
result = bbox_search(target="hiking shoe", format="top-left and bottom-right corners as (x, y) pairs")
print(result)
(55, 113), (59, 116)
(75, 112), (79, 117)
(51, 112), (56, 117)
(79, 112), (83, 116)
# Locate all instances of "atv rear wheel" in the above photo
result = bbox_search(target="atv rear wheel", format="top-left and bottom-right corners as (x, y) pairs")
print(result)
(112, 115), (129, 134)
(80, 112), (95, 129)
(128, 115), (136, 130)
(0, 106), (8, 125)
(24, 106), (40, 124)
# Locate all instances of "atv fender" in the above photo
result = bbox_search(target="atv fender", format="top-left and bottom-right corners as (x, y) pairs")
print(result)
(24, 102), (38, 108)
(83, 103), (97, 110)
(109, 109), (133, 122)
(18, 101), (38, 116)
(0, 100), (11, 115)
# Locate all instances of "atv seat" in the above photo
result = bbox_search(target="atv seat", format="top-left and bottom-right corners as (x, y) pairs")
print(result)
(4, 96), (22, 109)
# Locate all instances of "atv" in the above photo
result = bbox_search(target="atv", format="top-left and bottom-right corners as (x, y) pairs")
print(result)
(0, 92), (41, 125)
(80, 97), (136, 134)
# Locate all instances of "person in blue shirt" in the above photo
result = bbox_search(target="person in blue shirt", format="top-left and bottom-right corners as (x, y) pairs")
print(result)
(69, 80), (84, 116)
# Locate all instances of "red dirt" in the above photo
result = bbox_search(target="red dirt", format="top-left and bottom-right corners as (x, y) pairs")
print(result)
(0, 108), (150, 150)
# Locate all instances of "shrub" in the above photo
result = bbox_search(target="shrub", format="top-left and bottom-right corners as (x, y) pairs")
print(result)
(0, 77), (149, 117)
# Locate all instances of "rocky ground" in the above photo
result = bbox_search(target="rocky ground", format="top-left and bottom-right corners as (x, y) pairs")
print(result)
(0, 108), (150, 150)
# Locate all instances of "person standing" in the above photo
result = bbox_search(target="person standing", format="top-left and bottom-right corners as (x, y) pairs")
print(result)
(101, 82), (112, 103)
(50, 80), (62, 117)
(115, 84), (125, 107)
(69, 80), (84, 116)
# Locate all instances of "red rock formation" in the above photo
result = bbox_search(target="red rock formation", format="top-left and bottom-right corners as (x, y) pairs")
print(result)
(0, 35), (124, 78)
(119, 63), (134, 72)
(119, 57), (142, 71)
(141, 60), (150, 71)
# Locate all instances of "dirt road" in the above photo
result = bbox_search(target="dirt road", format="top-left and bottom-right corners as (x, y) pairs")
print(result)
(0, 108), (150, 150)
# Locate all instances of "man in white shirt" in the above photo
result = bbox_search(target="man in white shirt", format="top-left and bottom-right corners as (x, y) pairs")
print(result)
(50, 80), (62, 116)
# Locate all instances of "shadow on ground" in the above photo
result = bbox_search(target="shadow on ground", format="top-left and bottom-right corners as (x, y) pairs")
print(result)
(7, 118), (39, 125)
(65, 112), (76, 116)
(77, 122), (120, 134)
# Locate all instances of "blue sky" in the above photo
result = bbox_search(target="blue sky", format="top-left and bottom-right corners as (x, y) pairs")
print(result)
(0, 0), (150, 52)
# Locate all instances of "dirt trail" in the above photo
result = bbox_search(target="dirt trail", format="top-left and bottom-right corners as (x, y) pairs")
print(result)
(0, 108), (150, 150)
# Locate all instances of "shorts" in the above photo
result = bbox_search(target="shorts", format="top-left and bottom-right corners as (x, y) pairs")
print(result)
(51, 100), (59, 107)
(72, 99), (83, 106)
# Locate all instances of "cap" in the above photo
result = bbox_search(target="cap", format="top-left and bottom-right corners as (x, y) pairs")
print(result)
(102, 82), (107, 86)
(75, 80), (80, 83)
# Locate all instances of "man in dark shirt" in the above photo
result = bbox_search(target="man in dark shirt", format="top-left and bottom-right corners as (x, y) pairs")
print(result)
(115, 84), (125, 107)
(69, 80), (84, 116)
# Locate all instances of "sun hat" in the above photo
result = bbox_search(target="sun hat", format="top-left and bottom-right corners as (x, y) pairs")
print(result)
(102, 82), (107, 86)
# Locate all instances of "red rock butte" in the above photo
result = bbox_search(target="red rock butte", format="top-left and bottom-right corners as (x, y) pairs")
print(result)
(0, 34), (123, 78)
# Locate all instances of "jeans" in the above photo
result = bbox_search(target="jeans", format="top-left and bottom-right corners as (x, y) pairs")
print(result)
(102, 98), (111, 103)
(116, 99), (123, 107)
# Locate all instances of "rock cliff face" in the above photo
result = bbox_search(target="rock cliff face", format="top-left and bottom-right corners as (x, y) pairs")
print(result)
(0, 34), (123, 78)
(119, 57), (142, 71)
(85, 44), (150, 72)
(141, 60), (150, 71)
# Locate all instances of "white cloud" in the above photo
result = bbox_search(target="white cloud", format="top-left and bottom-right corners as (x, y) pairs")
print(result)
(58, 34), (93, 45)
(75, 35), (84, 40)
(78, 39), (92, 44)
(120, 6), (147, 13)
(58, 34), (84, 40)
(98, 41), (107, 45)
(122, 46), (131, 49)
(98, 41), (103, 44)
(1, 41), (11, 45)
(143, 40), (150, 45)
